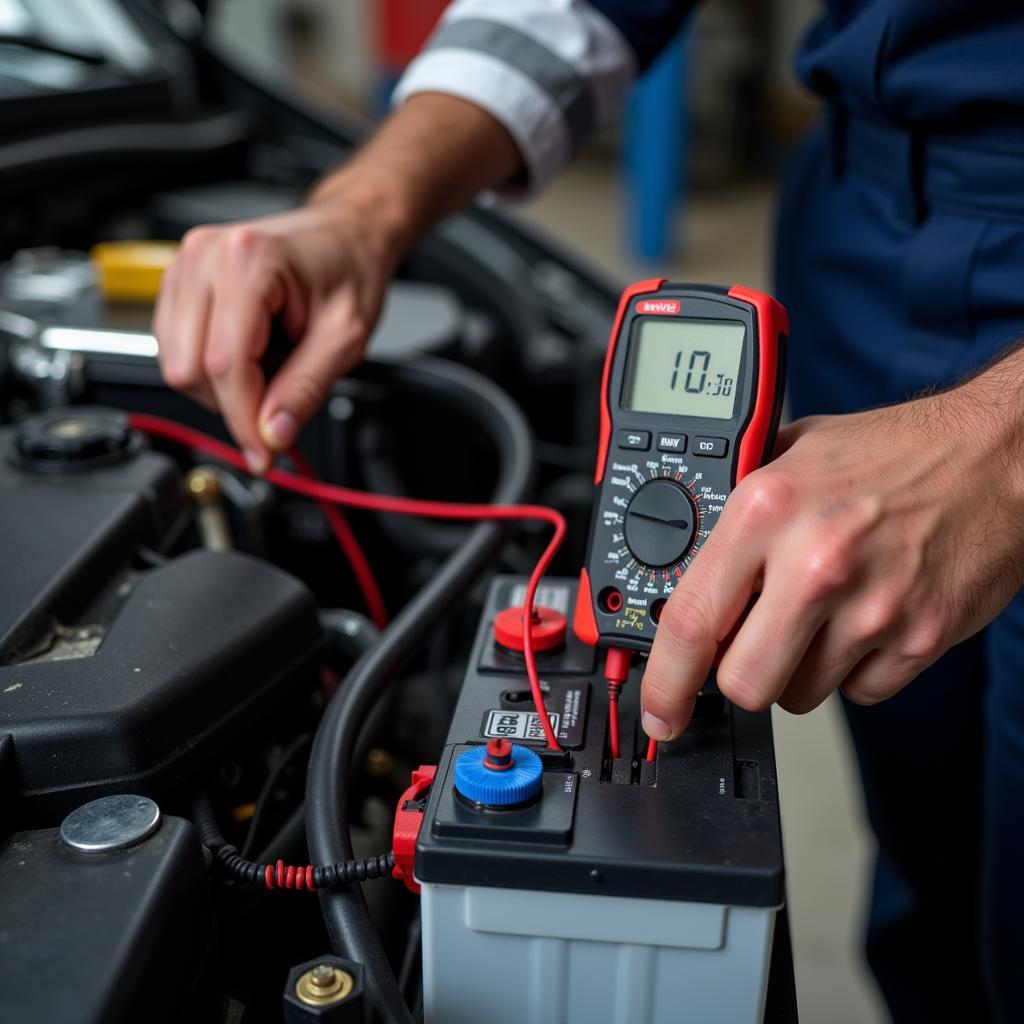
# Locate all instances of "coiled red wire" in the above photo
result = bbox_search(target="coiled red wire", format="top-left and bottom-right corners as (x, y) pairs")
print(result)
(266, 861), (316, 890)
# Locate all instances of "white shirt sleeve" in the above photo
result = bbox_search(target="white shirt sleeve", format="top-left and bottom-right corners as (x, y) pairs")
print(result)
(391, 0), (636, 199)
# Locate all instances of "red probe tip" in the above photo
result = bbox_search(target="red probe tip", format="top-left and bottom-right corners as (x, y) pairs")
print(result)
(604, 646), (634, 685)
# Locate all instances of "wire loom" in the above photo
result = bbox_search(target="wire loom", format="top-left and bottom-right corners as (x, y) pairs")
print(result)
(194, 796), (394, 891)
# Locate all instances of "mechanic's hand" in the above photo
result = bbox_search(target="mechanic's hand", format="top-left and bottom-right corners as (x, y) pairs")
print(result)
(640, 390), (1024, 740)
(154, 200), (397, 473)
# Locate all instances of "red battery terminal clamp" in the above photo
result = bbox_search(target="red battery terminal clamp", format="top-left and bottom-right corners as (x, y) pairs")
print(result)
(392, 765), (437, 894)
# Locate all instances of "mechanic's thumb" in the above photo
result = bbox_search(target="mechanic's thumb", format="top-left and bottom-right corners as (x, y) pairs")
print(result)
(257, 301), (367, 453)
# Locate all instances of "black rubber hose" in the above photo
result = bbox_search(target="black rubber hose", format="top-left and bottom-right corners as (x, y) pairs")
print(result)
(320, 609), (381, 664)
(0, 111), (252, 182)
(305, 357), (535, 1024)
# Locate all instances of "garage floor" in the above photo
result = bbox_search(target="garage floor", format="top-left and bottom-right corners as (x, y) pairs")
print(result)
(520, 158), (890, 1024)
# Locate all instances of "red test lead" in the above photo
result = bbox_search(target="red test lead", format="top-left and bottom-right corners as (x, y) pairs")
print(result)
(603, 646), (635, 759)
(128, 413), (565, 751)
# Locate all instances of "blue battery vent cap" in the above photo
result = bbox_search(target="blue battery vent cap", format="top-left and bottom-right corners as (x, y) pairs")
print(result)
(454, 742), (543, 807)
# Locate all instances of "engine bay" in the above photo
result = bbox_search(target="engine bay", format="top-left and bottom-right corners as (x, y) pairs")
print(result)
(0, 5), (795, 1022)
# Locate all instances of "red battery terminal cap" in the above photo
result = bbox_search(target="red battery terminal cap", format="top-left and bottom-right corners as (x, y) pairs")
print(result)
(493, 605), (566, 653)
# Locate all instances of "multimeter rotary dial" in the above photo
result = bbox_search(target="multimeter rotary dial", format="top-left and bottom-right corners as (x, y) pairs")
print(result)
(623, 478), (698, 569)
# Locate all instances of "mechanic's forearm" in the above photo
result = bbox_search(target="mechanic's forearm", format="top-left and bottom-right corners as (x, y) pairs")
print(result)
(308, 93), (525, 261)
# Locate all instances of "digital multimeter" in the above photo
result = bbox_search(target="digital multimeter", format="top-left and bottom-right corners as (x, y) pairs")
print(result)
(574, 280), (788, 652)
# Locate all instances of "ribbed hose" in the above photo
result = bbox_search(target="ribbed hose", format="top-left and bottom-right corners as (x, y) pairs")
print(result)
(305, 357), (535, 1024)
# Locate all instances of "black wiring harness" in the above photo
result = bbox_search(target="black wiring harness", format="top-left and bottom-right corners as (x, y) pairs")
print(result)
(193, 795), (395, 892)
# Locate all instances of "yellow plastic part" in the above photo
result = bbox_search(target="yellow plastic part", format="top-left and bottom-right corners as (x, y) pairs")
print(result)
(90, 241), (180, 304)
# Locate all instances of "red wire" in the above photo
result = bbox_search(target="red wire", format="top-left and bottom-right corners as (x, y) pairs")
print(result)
(646, 738), (657, 762)
(128, 413), (564, 750)
(608, 687), (621, 759)
(288, 446), (388, 629)
(603, 647), (633, 761)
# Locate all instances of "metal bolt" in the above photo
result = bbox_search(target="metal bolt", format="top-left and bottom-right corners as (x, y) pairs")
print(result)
(310, 964), (336, 987)
(294, 964), (353, 1007)
(186, 467), (222, 505)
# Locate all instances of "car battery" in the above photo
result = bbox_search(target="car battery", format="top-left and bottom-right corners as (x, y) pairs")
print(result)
(414, 575), (785, 1024)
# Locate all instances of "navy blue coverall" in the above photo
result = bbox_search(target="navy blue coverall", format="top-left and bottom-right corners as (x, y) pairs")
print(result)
(591, 3), (1024, 1021)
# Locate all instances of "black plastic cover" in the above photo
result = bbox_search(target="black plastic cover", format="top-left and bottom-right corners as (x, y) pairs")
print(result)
(1, 548), (322, 818)
(0, 418), (182, 662)
(416, 575), (785, 907)
(0, 816), (217, 1024)
(0, 415), (323, 818)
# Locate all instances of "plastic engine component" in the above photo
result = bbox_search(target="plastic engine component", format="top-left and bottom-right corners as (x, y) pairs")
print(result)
(0, 414), (323, 817)
(0, 815), (215, 1024)
(1, 548), (323, 816)
(13, 406), (139, 473)
(284, 956), (368, 1023)
(453, 741), (543, 807)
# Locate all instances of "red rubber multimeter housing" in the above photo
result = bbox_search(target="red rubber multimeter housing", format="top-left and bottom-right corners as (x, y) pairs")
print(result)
(574, 280), (789, 652)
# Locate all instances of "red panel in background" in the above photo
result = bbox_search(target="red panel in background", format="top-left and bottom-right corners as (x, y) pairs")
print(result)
(375, 0), (448, 67)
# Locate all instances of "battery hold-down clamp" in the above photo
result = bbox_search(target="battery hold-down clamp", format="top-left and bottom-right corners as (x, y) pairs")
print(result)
(392, 765), (437, 894)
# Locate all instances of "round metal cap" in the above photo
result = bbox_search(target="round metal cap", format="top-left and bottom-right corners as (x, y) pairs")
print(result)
(60, 794), (161, 853)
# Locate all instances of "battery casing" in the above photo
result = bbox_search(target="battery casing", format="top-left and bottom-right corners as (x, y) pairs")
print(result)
(422, 884), (776, 1024)
(418, 576), (785, 1024)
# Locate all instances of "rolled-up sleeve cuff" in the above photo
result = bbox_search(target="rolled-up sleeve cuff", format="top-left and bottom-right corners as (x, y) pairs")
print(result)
(392, 3), (634, 201)
(393, 47), (570, 199)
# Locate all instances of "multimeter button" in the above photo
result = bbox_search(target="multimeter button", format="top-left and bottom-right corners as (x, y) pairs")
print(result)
(623, 479), (698, 568)
(656, 432), (687, 453)
(617, 429), (650, 451)
(693, 436), (729, 458)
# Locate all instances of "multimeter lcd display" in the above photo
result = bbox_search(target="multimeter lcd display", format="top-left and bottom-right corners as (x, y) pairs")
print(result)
(623, 319), (745, 420)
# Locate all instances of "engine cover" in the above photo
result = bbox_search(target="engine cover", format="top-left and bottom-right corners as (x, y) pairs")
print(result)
(0, 813), (216, 1024)
(0, 408), (323, 819)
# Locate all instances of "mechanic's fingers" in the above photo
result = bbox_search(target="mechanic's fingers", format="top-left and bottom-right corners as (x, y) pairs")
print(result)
(776, 624), (865, 715)
(152, 258), (178, 348)
(154, 259), (218, 410)
(257, 290), (367, 453)
(204, 282), (274, 473)
(640, 519), (768, 741)
(714, 569), (831, 714)
(839, 621), (943, 708)
(778, 591), (903, 713)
